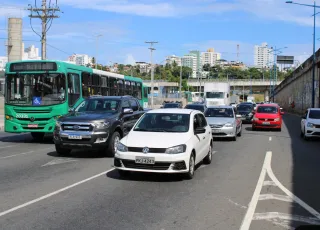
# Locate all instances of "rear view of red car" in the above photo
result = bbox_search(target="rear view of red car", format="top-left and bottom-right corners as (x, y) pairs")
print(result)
(252, 104), (284, 131)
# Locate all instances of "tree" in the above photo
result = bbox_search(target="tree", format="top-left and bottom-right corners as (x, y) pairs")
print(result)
(202, 64), (211, 71)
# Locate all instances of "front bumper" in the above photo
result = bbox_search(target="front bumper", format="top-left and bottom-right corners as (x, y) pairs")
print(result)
(5, 119), (56, 133)
(252, 120), (281, 129)
(114, 151), (189, 173)
(305, 127), (320, 137)
(53, 130), (110, 149)
(211, 126), (236, 137)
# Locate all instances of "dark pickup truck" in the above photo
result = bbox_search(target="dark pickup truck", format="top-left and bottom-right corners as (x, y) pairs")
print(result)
(53, 95), (145, 156)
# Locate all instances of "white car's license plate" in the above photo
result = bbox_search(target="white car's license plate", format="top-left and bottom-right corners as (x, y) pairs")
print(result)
(68, 135), (82, 140)
(262, 122), (270, 125)
(212, 129), (220, 133)
(135, 157), (155, 164)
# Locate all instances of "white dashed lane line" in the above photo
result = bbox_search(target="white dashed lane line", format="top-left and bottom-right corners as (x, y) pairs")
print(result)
(269, 137), (272, 141)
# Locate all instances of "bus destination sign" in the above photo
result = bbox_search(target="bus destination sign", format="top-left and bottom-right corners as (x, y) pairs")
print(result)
(10, 62), (58, 72)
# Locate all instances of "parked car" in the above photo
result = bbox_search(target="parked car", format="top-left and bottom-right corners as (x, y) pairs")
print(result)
(236, 103), (254, 123)
(162, 103), (182, 109)
(300, 108), (320, 140)
(53, 96), (145, 156)
(252, 104), (284, 131)
(114, 109), (213, 179)
(204, 106), (242, 141)
(184, 103), (207, 113)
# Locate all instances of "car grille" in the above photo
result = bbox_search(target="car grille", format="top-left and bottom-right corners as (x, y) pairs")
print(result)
(314, 125), (320, 128)
(127, 147), (167, 153)
(121, 160), (171, 170)
(210, 124), (224, 128)
(259, 118), (275, 121)
(61, 123), (93, 131)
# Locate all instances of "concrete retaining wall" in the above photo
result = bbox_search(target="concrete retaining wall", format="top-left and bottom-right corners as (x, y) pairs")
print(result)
(274, 49), (320, 113)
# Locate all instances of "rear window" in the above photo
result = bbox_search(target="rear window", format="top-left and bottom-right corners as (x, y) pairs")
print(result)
(257, 106), (278, 114)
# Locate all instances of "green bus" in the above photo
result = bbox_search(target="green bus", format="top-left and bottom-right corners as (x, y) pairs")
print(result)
(4, 60), (149, 139)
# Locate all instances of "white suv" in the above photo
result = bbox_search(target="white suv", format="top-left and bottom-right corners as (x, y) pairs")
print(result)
(300, 108), (320, 140)
(114, 109), (213, 179)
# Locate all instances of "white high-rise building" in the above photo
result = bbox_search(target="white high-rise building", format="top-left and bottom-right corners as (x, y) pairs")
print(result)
(22, 43), (41, 60)
(0, 56), (8, 70)
(201, 48), (221, 67)
(67, 54), (93, 66)
(182, 54), (197, 78)
(166, 55), (181, 66)
(254, 42), (274, 68)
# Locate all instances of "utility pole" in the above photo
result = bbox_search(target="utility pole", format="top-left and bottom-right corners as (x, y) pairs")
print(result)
(145, 41), (158, 109)
(28, 0), (61, 60)
(179, 64), (182, 98)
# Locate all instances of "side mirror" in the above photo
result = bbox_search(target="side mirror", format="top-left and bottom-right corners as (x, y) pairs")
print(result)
(236, 114), (242, 118)
(68, 108), (75, 113)
(194, 127), (206, 134)
(123, 108), (133, 114)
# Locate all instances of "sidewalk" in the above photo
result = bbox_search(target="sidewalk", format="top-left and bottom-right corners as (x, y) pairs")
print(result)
(0, 115), (4, 131)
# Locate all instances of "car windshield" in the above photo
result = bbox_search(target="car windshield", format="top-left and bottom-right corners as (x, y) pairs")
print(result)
(205, 108), (234, 118)
(76, 98), (120, 113)
(133, 113), (190, 132)
(309, 110), (320, 119)
(237, 105), (252, 111)
(163, 103), (179, 108)
(185, 105), (204, 112)
(257, 106), (278, 114)
(6, 73), (66, 106)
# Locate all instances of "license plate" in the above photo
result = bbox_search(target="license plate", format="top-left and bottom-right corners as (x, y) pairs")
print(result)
(212, 129), (220, 133)
(28, 124), (38, 128)
(135, 157), (155, 164)
(262, 122), (270, 125)
(68, 135), (82, 140)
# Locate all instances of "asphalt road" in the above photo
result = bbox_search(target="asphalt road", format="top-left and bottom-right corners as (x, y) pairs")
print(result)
(0, 113), (320, 230)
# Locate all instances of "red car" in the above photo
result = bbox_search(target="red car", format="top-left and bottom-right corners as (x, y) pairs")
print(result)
(252, 104), (284, 131)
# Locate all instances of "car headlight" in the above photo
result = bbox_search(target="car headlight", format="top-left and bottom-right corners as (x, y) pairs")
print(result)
(307, 123), (314, 128)
(274, 118), (280, 122)
(248, 113), (253, 116)
(55, 121), (61, 128)
(117, 142), (128, 152)
(224, 123), (233, 127)
(253, 117), (259, 121)
(165, 144), (186, 154)
(93, 120), (110, 129)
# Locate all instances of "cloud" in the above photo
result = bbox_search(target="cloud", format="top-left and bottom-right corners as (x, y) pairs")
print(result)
(58, 0), (320, 26)
(0, 4), (27, 19)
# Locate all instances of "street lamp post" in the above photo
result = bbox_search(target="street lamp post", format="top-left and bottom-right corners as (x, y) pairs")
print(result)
(94, 34), (103, 69)
(286, 0), (319, 108)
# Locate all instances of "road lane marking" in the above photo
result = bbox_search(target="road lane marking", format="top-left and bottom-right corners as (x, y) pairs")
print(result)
(239, 151), (320, 230)
(227, 198), (247, 209)
(0, 145), (14, 149)
(263, 181), (276, 186)
(0, 168), (115, 217)
(239, 151), (271, 230)
(0, 147), (53, 160)
(258, 194), (293, 203)
(253, 212), (320, 225)
(269, 137), (272, 141)
(42, 158), (78, 167)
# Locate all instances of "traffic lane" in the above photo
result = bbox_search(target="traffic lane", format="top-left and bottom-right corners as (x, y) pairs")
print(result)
(273, 114), (320, 213)
(0, 127), (272, 230)
(0, 141), (114, 212)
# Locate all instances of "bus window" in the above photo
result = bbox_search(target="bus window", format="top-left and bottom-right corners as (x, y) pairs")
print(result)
(137, 83), (142, 99)
(67, 73), (80, 106)
(125, 81), (131, 95)
(81, 72), (90, 98)
(100, 76), (108, 96)
(143, 87), (148, 98)
(117, 80), (124, 96)
(109, 77), (117, 96)
(92, 74), (100, 95)
(131, 82), (137, 98)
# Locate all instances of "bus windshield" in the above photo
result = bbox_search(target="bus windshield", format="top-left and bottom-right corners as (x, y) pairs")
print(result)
(6, 73), (66, 106)
(206, 92), (224, 99)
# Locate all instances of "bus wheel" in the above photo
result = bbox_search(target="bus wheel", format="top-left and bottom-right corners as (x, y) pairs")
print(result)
(31, 132), (45, 141)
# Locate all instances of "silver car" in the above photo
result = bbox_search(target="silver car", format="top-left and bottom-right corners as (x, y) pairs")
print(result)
(204, 106), (242, 141)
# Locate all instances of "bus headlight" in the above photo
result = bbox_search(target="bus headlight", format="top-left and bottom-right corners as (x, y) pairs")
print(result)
(5, 115), (13, 120)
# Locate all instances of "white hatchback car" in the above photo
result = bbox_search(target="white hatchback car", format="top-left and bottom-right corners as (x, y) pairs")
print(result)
(300, 108), (320, 140)
(114, 109), (213, 179)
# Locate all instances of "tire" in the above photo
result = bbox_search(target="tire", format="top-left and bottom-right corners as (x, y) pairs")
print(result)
(118, 170), (130, 178)
(203, 141), (213, 165)
(300, 130), (304, 138)
(252, 126), (256, 131)
(232, 134), (237, 141)
(303, 129), (309, 141)
(237, 125), (242, 137)
(106, 131), (121, 157)
(31, 132), (45, 141)
(185, 153), (195, 180)
(55, 144), (71, 155)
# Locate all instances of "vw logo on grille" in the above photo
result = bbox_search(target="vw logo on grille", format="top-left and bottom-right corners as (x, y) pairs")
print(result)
(73, 125), (80, 130)
(30, 117), (35, 122)
(142, 147), (149, 154)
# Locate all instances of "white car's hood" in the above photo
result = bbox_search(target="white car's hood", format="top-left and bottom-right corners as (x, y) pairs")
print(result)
(121, 131), (191, 148)
(308, 118), (320, 125)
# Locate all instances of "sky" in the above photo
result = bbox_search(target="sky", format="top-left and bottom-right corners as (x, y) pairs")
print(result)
(0, 0), (320, 66)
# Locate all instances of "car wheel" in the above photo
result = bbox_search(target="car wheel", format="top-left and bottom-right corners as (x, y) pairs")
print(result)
(55, 144), (71, 156)
(252, 126), (256, 131)
(31, 132), (45, 141)
(203, 141), (213, 165)
(232, 134), (237, 141)
(118, 170), (130, 178)
(303, 129), (309, 141)
(185, 153), (195, 180)
(106, 131), (121, 157)
(300, 130), (304, 138)
(237, 125), (242, 137)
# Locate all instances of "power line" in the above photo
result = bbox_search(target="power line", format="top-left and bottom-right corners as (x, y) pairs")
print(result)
(27, 0), (62, 60)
